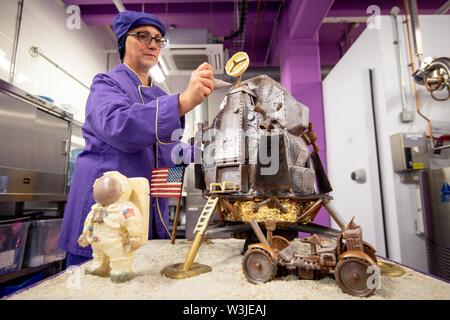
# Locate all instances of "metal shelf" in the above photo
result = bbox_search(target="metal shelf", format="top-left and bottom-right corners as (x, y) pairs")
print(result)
(0, 193), (68, 202)
(0, 259), (65, 284)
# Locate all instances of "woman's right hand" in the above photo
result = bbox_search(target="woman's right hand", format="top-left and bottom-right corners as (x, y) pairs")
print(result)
(179, 62), (214, 116)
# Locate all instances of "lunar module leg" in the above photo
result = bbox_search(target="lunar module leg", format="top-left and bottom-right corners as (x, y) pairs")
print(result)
(183, 196), (219, 271)
(161, 196), (218, 279)
(279, 199), (348, 237)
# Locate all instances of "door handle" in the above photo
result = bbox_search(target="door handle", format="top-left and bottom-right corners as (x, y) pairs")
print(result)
(351, 169), (367, 183)
(61, 139), (70, 155)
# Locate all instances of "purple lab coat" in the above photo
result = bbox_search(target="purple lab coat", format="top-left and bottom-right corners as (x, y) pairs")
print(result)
(58, 63), (189, 257)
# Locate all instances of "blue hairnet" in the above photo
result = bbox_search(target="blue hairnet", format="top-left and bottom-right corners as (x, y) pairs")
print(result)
(118, 34), (127, 61)
(113, 10), (166, 61)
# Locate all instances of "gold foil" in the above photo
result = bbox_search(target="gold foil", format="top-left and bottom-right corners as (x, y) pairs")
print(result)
(221, 199), (315, 224)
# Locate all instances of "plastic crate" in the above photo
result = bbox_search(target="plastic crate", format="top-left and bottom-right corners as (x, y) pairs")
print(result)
(0, 221), (30, 276)
(22, 219), (66, 268)
(0, 272), (43, 298)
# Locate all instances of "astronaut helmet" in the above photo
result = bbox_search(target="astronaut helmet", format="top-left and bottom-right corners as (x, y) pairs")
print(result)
(93, 171), (132, 206)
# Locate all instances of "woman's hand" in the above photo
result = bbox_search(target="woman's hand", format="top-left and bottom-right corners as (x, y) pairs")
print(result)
(179, 62), (214, 116)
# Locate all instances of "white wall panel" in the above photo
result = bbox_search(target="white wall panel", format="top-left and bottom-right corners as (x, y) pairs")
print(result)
(323, 27), (387, 257)
(0, 0), (120, 123)
(323, 14), (450, 272)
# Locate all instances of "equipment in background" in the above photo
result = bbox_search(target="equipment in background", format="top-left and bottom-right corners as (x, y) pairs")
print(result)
(403, 0), (449, 102)
(402, 0), (449, 151)
(0, 78), (72, 200)
(0, 78), (71, 285)
(419, 166), (450, 281)
(390, 130), (450, 280)
(390, 132), (430, 173)
(414, 57), (450, 102)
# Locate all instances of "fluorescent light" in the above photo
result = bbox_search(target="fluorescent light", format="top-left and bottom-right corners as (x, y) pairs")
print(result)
(16, 72), (31, 84)
(149, 64), (165, 83)
(0, 49), (11, 71)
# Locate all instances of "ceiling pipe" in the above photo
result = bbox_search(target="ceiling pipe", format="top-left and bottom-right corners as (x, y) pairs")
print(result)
(391, 6), (414, 122)
(337, 22), (359, 56)
(29, 46), (90, 90)
(223, 0), (248, 40)
(253, 0), (267, 62)
(112, 0), (125, 12)
(435, 0), (450, 14)
(323, 17), (368, 23)
(406, 0), (424, 67)
(249, 0), (262, 61)
(229, 0), (247, 52)
(10, 0), (24, 84)
(263, 0), (284, 67)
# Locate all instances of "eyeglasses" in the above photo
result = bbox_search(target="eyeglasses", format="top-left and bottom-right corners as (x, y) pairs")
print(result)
(127, 31), (167, 48)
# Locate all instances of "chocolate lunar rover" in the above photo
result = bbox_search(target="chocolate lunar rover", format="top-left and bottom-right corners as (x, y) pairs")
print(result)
(162, 52), (379, 297)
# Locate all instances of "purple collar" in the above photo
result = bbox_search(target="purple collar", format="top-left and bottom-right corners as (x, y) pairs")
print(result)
(121, 62), (153, 88)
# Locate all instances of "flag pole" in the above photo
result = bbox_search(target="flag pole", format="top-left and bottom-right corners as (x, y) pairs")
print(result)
(171, 167), (186, 244)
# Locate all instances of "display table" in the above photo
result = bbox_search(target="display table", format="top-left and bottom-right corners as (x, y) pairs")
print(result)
(5, 239), (450, 300)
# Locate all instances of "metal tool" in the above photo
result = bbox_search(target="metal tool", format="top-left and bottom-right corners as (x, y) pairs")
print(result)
(213, 78), (232, 89)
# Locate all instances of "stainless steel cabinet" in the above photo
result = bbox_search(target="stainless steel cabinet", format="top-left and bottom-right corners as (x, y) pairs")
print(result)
(0, 79), (72, 199)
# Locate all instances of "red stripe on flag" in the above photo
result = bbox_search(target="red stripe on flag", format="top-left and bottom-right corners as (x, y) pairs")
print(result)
(150, 166), (183, 198)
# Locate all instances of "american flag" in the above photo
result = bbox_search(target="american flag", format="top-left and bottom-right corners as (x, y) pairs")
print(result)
(150, 166), (184, 198)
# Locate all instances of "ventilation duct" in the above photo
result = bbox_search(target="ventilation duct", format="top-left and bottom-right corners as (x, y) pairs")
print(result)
(160, 29), (224, 76)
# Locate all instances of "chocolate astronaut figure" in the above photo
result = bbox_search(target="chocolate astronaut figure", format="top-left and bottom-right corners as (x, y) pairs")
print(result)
(77, 171), (149, 283)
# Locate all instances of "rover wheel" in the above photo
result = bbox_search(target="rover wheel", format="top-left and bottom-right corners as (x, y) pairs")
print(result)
(242, 245), (276, 284)
(336, 238), (377, 264)
(335, 256), (376, 297)
(271, 235), (290, 252)
(363, 242), (377, 263)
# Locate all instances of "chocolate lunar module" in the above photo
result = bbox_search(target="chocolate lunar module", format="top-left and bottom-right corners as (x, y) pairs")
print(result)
(163, 52), (379, 297)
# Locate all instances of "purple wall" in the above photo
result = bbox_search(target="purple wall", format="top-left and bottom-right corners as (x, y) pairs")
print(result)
(64, 0), (449, 67)
(278, 0), (334, 230)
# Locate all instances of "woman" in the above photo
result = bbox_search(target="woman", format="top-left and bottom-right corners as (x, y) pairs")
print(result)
(58, 10), (214, 267)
